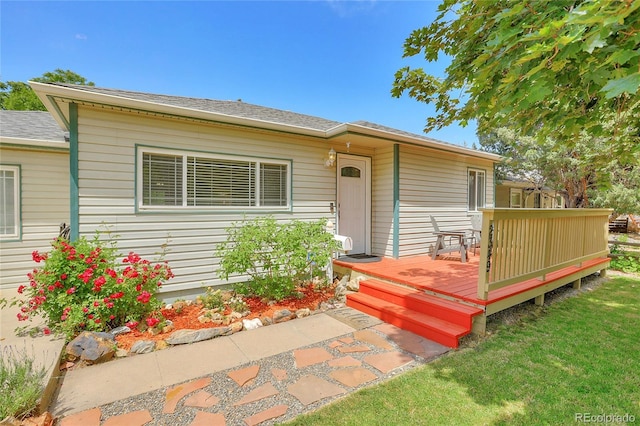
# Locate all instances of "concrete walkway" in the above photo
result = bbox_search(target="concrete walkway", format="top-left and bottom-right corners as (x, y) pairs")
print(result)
(1, 295), (450, 425)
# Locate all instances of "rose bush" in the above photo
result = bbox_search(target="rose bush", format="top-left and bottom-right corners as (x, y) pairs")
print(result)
(15, 233), (174, 340)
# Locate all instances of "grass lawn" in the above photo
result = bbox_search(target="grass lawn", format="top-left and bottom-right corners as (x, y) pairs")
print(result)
(286, 275), (640, 425)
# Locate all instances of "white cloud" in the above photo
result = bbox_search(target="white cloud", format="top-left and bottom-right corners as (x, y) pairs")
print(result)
(75, 33), (87, 40)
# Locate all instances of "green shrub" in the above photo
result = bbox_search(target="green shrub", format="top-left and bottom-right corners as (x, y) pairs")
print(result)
(12, 232), (174, 340)
(610, 254), (640, 274)
(0, 346), (47, 420)
(216, 216), (339, 301)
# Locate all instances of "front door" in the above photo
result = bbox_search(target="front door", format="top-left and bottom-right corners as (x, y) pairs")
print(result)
(337, 154), (371, 254)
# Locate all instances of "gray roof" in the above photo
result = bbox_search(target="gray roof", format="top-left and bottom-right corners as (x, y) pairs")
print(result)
(0, 110), (68, 142)
(33, 83), (496, 160)
(53, 83), (343, 132)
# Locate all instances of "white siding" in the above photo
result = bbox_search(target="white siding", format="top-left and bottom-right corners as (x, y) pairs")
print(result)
(76, 107), (337, 295)
(0, 146), (69, 289)
(371, 146), (394, 257)
(397, 145), (494, 257)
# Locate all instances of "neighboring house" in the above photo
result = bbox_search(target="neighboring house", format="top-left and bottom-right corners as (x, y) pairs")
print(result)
(495, 177), (564, 209)
(0, 111), (70, 289)
(0, 82), (500, 297)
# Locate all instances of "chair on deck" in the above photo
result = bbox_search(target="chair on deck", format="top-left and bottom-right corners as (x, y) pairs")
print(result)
(429, 216), (479, 262)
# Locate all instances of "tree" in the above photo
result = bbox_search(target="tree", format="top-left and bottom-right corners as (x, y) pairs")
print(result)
(0, 69), (94, 110)
(478, 125), (640, 213)
(392, 0), (640, 148)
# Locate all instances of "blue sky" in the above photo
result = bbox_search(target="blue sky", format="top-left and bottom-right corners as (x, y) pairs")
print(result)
(1, 1), (478, 146)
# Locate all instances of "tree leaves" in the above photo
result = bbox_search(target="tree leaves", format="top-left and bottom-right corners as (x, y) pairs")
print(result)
(391, 0), (640, 147)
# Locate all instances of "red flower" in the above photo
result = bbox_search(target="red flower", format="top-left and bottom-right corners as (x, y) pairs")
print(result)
(79, 269), (93, 284)
(43, 327), (51, 335)
(146, 317), (160, 327)
(136, 291), (151, 304)
(123, 267), (139, 279)
(123, 252), (141, 264)
(105, 268), (117, 278)
(109, 315), (115, 320)
(47, 285), (55, 292)
(60, 273), (68, 280)
(126, 321), (138, 329)
(32, 250), (48, 263)
(88, 314), (94, 319)
(93, 301), (100, 307)
(67, 287), (76, 295)
(17, 285), (25, 294)
(82, 307), (89, 313)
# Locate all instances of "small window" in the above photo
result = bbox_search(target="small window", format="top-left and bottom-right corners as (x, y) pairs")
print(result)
(0, 165), (20, 239)
(341, 166), (361, 178)
(468, 169), (486, 212)
(139, 148), (289, 210)
(510, 189), (522, 208)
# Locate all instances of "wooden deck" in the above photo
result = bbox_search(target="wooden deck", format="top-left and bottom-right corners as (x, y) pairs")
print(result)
(334, 253), (609, 323)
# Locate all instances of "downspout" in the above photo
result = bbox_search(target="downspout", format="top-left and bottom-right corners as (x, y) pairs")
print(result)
(69, 103), (79, 241)
(393, 144), (400, 259)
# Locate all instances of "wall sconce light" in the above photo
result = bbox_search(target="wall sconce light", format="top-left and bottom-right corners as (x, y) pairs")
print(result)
(325, 147), (336, 167)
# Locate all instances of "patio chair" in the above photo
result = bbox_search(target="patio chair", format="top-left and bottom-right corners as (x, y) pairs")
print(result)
(429, 216), (478, 260)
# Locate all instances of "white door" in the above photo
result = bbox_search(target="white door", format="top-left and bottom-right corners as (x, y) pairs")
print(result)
(337, 155), (371, 254)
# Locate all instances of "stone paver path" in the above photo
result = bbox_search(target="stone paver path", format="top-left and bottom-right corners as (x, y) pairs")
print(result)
(58, 323), (449, 426)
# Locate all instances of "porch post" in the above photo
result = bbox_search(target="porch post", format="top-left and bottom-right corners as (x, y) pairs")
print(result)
(392, 144), (400, 259)
(69, 103), (79, 242)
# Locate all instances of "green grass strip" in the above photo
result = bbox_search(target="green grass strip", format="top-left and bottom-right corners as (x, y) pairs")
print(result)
(287, 276), (640, 425)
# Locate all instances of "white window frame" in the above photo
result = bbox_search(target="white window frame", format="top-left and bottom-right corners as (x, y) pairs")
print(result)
(136, 147), (291, 211)
(0, 165), (20, 240)
(467, 168), (486, 212)
(509, 188), (522, 208)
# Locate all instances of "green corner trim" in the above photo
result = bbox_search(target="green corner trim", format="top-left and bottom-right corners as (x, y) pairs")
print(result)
(69, 103), (79, 241)
(393, 144), (400, 259)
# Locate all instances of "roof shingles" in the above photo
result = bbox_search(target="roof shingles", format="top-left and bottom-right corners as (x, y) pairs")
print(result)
(0, 110), (68, 142)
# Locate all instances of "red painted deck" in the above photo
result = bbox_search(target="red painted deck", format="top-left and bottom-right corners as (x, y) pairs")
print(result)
(334, 254), (610, 308)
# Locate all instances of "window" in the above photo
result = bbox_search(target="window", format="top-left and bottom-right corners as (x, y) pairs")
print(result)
(139, 148), (290, 210)
(0, 165), (20, 239)
(510, 189), (522, 208)
(468, 169), (486, 212)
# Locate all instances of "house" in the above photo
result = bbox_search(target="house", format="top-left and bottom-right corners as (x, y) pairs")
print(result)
(0, 82), (501, 298)
(495, 177), (564, 208)
(0, 111), (70, 289)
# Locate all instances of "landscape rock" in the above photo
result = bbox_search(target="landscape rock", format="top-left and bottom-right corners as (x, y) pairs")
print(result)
(130, 340), (156, 354)
(273, 309), (293, 323)
(166, 327), (231, 345)
(260, 316), (273, 326)
(65, 331), (116, 364)
(243, 318), (263, 330)
(172, 300), (187, 311)
(296, 308), (311, 318)
(115, 348), (129, 358)
(230, 321), (243, 333)
(155, 340), (169, 350)
(346, 279), (360, 292)
(109, 326), (131, 336)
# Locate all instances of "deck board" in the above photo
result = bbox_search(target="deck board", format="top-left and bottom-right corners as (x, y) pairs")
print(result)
(334, 255), (609, 309)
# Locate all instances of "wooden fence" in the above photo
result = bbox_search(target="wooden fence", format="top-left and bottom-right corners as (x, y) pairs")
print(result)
(477, 208), (611, 300)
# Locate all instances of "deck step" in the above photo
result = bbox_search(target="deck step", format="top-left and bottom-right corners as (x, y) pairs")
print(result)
(346, 292), (469, 348)
(358, 279), (483, 329)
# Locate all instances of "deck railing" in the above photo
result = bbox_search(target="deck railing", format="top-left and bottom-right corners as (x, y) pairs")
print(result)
(477, 208), (611, 300)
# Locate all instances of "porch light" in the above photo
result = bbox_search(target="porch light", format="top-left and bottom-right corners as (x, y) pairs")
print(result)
(325, 147), (336, 167)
